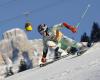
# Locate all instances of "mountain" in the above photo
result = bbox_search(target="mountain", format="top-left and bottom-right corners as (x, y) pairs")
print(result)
(0, 28), (43, 79)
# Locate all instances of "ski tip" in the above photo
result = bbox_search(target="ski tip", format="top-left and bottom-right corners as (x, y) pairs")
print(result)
(40, 64), (46, 67)
(40, 64), (43, 67)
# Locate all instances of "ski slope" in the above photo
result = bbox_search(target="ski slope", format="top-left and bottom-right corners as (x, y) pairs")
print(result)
(5, 42), (100, 80)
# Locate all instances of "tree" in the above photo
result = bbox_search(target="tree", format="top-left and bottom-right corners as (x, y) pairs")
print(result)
(90, 22), (100, 42)
(80, 32), (90, 42)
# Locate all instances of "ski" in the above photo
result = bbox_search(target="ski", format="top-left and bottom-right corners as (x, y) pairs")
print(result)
(77, 48), (88, 56)
(39, 54), (70, 67)
(39, 47), (89, 67)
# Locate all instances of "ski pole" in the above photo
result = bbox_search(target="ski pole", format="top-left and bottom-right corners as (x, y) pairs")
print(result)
(75, 4), (91, 28)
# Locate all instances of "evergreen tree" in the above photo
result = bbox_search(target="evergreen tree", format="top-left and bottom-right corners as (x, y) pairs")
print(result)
(90, 22), (100, 42)
(80, 32), (90, 42)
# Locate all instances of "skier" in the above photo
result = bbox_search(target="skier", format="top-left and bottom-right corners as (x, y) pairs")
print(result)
(37, 22), (82, 63)
(18, 59), (28, 72)
(5, 66), (14, 77)
(3, 55), (14, 77)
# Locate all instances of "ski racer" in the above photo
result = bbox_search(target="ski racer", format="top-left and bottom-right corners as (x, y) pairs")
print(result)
(37, 22), (83, 63)
(18, 59), (28, 72)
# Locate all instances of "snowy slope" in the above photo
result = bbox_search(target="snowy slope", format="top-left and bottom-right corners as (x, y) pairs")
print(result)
(5, 42), (100, 80)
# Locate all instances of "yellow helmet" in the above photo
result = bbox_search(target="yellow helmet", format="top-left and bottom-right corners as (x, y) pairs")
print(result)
(25, 22), (33, 31)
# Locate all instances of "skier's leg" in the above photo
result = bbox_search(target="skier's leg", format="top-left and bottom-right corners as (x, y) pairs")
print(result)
(54, 47), (61, 59)
(9, 67), (14, 75)
(41, 47), (48, 63)
(47, 41), (61, 59)
(62, 36), (83, 50)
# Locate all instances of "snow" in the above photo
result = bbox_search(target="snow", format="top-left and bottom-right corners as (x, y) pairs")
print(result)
(5, 42), (100, 80)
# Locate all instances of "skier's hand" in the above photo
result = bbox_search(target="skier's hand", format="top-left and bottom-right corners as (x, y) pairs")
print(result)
(71, 26), (77, 33)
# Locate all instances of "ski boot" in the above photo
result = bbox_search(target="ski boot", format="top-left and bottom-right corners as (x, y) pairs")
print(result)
(40, 57), (47, 67)
(54, 47), (62, 60)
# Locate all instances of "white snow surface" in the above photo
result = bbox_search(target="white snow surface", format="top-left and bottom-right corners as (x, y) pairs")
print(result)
(5, 42), (100, 80)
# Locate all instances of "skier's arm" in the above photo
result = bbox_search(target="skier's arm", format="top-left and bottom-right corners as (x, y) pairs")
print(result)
(52, 22), (77, 33)
(63, 22), (77, 33)
(52, 22), (77, 41)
